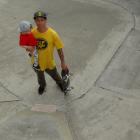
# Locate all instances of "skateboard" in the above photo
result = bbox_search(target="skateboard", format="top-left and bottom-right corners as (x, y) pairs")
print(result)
(61, 70), (74, 95)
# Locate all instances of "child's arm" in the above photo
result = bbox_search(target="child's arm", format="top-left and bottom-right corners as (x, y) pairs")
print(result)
(19, 44), (34, 54)
(24, 46), (34, 54)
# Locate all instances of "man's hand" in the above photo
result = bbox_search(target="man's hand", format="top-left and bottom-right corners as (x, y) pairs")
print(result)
(61, 62), (68, 70)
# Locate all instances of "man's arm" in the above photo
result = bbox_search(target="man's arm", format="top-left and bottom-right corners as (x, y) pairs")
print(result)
(57, 48), (68, 70)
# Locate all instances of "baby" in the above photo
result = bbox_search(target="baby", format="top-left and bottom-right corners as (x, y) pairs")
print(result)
(19, 20), (40, 71)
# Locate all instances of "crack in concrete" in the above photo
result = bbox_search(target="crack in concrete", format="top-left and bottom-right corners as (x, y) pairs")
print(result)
(98, 86), (140, 100)
(0, 81), (22, 101)
(0, 100), (21, 103)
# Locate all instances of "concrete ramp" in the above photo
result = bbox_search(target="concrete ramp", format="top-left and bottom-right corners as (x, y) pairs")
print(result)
(0, 0), (138, 139)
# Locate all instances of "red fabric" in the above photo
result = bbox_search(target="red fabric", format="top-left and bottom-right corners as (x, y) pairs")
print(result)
(19, 33), (37, 47)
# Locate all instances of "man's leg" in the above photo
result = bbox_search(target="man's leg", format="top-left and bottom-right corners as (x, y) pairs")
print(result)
(45, 67), (66, 91)
(34, 70), (46, 94)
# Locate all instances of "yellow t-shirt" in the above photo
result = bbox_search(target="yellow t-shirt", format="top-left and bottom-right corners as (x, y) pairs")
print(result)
(31, 27), (64, 71)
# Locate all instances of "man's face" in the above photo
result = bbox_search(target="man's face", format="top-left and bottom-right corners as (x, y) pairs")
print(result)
(34, 17), (47, 28)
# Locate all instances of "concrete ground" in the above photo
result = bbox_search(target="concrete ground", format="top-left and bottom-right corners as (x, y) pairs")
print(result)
(0, 0), (140, 139)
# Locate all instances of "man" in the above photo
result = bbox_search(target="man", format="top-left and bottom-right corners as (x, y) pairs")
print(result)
(31, 11), (69, 95)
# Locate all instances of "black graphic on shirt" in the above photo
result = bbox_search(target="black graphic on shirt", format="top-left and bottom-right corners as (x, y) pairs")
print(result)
(37, 38), (48, 50)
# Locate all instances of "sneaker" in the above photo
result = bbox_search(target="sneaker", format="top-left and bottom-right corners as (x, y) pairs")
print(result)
(33, 64), (40, 71)
(38, 86), (45, 95)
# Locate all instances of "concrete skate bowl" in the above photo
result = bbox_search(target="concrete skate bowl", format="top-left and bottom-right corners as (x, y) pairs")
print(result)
(0, 0), (134, 140)
(0, 0), (131, 104)
(0, 0), (129, 99)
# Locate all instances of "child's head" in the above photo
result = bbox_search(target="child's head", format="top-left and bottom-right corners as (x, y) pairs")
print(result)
(19, 20), (32, 33)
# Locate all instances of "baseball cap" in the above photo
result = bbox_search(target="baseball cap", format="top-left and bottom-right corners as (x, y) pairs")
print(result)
(19, 20), (32, 32)
(34, 11), (47, 19)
